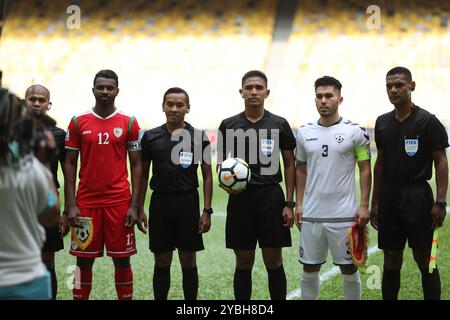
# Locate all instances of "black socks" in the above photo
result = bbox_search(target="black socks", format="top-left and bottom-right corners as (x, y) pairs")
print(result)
(382, 269), (401, 300)
(234, 268), (252, 300)
(182, 267), (198, 300)
(267, 265), (287, 300)
(153, 266), (171, 300)
(420, 268), (441, 300)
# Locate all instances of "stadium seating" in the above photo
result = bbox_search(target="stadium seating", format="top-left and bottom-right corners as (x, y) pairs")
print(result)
(281, 0), (449, 128)
(0, 0), (448, 130)
(0, 0), (278, 129)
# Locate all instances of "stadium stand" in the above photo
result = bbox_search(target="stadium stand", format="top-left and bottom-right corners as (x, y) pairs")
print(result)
(278, 0), (449, 128)
(0, 0), (278, 129)
(0, 0), (448, 130)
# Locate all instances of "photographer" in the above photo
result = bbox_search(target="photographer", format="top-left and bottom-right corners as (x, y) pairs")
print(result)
(0, 88), (59, 300)
(25, 85), (66, 300)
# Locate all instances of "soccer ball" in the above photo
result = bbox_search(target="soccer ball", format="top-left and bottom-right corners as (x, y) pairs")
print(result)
(218, 158), (251, 192)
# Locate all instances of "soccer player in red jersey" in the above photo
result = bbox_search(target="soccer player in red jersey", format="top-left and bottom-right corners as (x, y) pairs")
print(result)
(64, 70), (144, 300)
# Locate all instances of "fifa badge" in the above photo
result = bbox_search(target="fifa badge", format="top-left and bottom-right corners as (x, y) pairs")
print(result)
(261, 139), (274, 156)
(179, 152), (193, 168)
(404, 138), (419, 156)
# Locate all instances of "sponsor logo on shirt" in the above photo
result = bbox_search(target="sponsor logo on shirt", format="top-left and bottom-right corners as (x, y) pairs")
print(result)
(82, 130), (92, 135)
(306, 137), (318, 142)
(405, 138), (419, 156)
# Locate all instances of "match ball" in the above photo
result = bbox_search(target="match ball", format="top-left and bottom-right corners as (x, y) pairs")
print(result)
(218, 157), (251, 193)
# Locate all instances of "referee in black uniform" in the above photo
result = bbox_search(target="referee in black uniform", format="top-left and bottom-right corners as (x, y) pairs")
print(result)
(370, 67), (448, 300)
(218, 70), (296, 300)
(139, 87), (213, 300)
(25, 84), (66, 300)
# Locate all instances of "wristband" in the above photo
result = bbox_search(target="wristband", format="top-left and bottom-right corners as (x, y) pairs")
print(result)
(203, 208), (213, 215)
(284, 201), (296, 209)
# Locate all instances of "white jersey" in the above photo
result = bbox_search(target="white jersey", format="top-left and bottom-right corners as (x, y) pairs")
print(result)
(295, 118), (371, 222)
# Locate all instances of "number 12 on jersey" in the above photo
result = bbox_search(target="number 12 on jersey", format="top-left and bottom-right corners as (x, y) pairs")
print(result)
(98, 133), (110, 145)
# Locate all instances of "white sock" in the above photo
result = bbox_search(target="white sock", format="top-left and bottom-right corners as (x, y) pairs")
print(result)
(342, 271), (361, 300)
(301, 271), (320, 300)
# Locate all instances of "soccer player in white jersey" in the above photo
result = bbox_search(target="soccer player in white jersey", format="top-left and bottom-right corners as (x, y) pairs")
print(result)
(295, 76), (372, 300)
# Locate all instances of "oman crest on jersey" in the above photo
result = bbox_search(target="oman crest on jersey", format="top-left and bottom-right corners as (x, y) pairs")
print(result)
(405, 138), (419, 156)
(114, 128), (123, 138)
(335, 134), (345, 143)
(71, 217), (94, 251)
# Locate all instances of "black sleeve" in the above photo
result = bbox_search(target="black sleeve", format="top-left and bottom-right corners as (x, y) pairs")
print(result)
(217, 120), (226, 161)
(56, 129), (66, 165)
(202, 130), (212, 165)
(374, 117), (382, 151)
(140, 131), (152, 162)
(424, 115), (449, 151)
(279, 119), (296, 150)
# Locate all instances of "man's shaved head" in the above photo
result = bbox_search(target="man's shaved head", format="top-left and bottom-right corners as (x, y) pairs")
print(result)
(25, 84), (50, 99)
(25, 84), (51, 112)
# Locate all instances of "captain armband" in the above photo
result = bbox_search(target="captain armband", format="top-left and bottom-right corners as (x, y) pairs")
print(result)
(355, 146), (371, 161)
(127, 140), (141, 151)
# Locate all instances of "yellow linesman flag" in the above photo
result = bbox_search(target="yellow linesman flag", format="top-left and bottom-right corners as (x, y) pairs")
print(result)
(429, 228), (440, 274)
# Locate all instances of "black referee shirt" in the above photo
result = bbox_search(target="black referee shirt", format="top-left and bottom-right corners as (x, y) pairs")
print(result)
(375, 105), (449, 186)
(48, 125), (66, 189)
(141, 122), (211, 192)
(218, 110), (296, 186)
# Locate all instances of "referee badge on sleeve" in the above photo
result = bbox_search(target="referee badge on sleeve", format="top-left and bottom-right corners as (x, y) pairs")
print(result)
(71, 217), (94, 251)
(404, 138), (419, 156)
(180, 152), (193, 168)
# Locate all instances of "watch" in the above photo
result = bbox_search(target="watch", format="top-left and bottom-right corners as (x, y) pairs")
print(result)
(284, 201), (296, 209)
(203, 208), (214, 215)
(435, 201), (447, 209)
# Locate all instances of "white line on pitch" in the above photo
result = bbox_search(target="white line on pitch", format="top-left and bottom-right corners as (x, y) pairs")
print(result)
(287, 245), (380, 300)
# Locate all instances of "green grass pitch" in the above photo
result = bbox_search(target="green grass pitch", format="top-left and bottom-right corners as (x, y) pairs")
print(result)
(54, 159), (449, 300)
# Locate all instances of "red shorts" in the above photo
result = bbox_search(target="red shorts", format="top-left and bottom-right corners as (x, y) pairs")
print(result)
(70, 202), (137, 258)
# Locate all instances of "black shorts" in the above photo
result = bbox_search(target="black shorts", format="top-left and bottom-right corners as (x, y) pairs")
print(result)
(148, 190), (204, 254)
(226, 184), (292, 250)
(378, 183), (434, 251)
(42, 225), (64, 252)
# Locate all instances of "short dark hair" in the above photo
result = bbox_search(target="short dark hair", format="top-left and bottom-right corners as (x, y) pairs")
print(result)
(242, 70), (268, 87)
(94, 69), (119, 87)
(314, 76), (342, 92)
(162, 87), (190, 105)
(386, 66), (412, 81)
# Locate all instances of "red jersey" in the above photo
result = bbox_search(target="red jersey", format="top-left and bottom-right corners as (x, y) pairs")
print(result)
(65, 109), (141, 208)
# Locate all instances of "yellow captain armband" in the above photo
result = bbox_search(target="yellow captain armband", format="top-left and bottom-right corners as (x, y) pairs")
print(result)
(355, 146), (371, 161)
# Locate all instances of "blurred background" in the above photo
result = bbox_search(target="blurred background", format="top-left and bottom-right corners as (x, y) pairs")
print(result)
(0, 0), (448, 138)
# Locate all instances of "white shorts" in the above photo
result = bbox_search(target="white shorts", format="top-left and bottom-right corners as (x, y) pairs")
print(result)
(299, 221), (354, 265)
